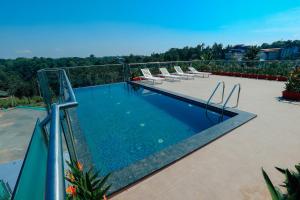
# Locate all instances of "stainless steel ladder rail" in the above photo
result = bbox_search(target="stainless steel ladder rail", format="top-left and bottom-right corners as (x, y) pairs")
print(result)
(206, 81), (225, 112)
(221, 83), (241, 118)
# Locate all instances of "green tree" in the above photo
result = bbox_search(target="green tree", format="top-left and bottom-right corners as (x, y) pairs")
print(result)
(244, 45), (260, 60)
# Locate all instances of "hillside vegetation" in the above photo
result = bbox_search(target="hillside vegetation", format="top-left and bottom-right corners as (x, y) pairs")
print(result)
(1, 40), (300, 98)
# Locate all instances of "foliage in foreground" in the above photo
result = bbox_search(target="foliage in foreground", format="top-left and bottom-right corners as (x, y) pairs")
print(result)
(286, 67), (300, 93)
(65, 161), (110, 200)
(262, 163), (300, 200)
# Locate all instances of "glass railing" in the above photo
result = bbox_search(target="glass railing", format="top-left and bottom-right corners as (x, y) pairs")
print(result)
(12, 69), (79, 200)
(12, 120), (48, 200)
(0, 180), (12, 200)
(64, 64), (125, 88)
(35, 60), (299, 92)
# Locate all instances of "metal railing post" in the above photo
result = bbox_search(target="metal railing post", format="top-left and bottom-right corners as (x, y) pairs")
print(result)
(45, 104), (65, 200)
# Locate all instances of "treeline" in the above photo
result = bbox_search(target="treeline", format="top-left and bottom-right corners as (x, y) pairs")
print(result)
(0, 40), (300, 98)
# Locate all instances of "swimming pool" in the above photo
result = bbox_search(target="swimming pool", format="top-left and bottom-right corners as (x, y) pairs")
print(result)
(74, 82), (255, 193)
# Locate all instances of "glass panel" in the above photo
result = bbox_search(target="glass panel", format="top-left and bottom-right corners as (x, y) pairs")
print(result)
(0, 180), (11, 200)
(12, 119), (48, 200)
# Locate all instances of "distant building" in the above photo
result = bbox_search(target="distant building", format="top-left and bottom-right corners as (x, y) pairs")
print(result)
(259, 48), (281, 61)
(280, 47), (300, 59)
(259, 47), (300, 60)
(225, 45), (249, 61)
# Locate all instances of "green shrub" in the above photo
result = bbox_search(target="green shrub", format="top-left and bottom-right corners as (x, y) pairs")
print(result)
(0, 98), (11, 109)
(0, 96), (44, 109)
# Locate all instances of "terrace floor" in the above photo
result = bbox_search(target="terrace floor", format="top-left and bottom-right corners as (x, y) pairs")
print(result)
(0, 108), (45, 163)
(112, 75), (300, 200)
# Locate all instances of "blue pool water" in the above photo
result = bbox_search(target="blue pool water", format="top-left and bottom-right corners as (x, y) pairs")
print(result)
(74, 83), (230, 175)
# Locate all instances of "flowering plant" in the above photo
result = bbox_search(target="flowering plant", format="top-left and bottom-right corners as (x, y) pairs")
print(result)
(65, 160), (110, 200)
(285, 67), (300, 93)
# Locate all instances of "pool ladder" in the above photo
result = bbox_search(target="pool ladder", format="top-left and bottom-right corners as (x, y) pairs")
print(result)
(206, 82), (241, 120)
(206, 81), (225, 110)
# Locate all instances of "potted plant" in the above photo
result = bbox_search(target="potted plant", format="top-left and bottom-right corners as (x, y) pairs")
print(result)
(282, 67), (300, 101)
(257, 70), (267, 79)
(249, 74), (257, 79)
(219, 71), (226, 76)
(278, 76), (288, 82)
(130, 70), (143, 81)
(234, 72), (242, 77)
(227, 71), (234, 76)
(267, 75), (277, 81)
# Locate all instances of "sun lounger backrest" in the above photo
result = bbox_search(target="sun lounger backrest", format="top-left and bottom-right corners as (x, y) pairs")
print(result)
(159, 67), (170, 75)
(141, 68), (153, 78)
(188, 67), (197, 73)
(174, 66), (184, 74)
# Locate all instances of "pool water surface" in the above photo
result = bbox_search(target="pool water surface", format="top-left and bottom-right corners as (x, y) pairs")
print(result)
(74, 82), (231, 175)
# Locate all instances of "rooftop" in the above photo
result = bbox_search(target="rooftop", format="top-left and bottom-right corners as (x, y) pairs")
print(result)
(111, 75), (300, 200)
(2, 67), (299, 199)
(260, 48), (282, 52)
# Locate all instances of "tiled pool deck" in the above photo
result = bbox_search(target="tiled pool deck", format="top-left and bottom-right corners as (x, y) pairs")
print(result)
(112, 75), (300, 200)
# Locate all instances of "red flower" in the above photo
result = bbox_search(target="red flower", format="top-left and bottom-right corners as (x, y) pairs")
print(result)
(66, 185), (77, 196)
(76, 161), (83, 171)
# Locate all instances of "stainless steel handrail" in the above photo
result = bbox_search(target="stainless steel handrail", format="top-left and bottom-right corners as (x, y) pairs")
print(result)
(61, 70), (77, 103)
(206, 81), (225, 111)
(38, 69), (77, 103)
(64, 63), (122, 69)
(37, 69), (79, 200)
(221, 83), (241, 118)
(45, 104), (65, 200)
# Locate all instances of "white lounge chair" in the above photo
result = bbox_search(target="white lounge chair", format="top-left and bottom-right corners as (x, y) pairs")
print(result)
(159, 67), (181, 81)
(140, 68), (164, 84)
(174, 66), (194, 79)
(188, 67), (211, 78)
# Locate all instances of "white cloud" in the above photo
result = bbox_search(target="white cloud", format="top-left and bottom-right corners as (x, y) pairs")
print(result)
(54, 48), (63, 52)
(16, 49), (32, 54)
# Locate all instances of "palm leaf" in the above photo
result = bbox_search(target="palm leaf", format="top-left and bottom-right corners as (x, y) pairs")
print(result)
(97, 174), (110, 190)
(276, 167), (286, 174)
(262, 168), (282, 200)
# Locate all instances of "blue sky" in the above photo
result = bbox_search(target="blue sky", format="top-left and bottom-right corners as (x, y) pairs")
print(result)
(1, 0), (300, 58)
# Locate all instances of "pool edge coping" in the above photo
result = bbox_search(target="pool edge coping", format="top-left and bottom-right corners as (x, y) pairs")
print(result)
(105, 81), (257, 195)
